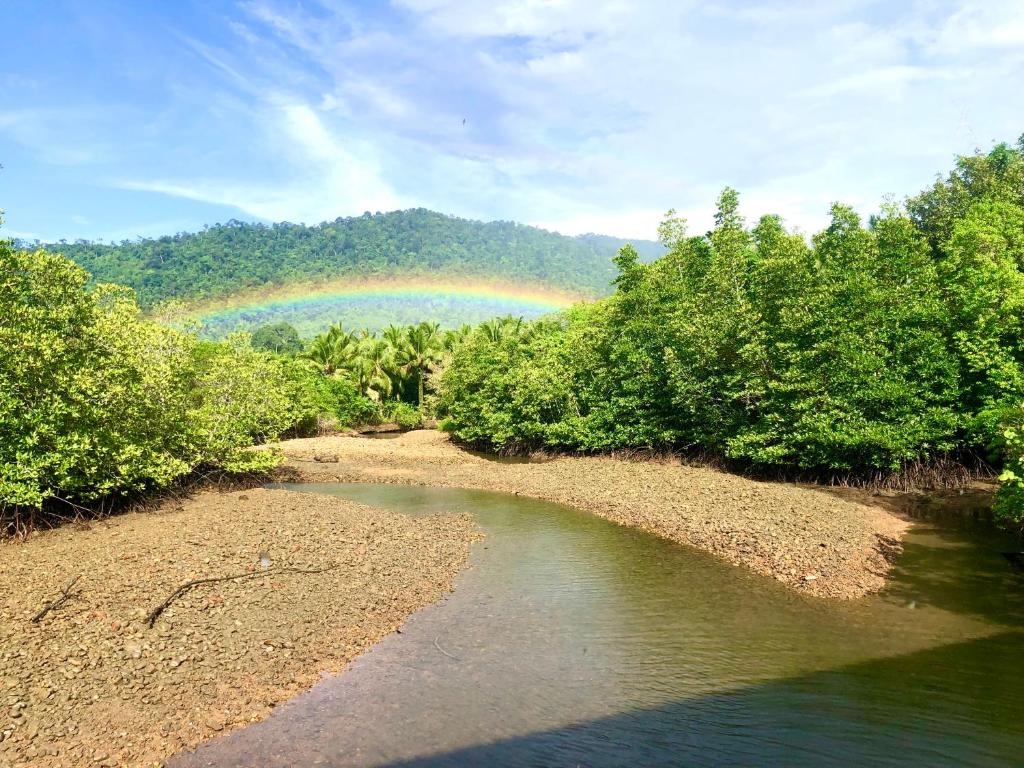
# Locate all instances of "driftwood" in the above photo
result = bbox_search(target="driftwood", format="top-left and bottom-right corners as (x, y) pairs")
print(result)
(146, 564), (337, 628)
(31, 576), (81, 623)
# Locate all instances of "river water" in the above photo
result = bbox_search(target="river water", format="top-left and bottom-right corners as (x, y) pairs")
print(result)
(172, 483), (1024, 767)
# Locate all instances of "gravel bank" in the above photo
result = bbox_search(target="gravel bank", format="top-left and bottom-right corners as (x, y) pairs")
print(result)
(281, 430), (910, 599)
(0, 488), (474, 767)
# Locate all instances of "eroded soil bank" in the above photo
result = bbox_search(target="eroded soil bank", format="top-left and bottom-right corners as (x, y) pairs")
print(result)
(0, 488), (474, 767)
(281, 430), (914, 599)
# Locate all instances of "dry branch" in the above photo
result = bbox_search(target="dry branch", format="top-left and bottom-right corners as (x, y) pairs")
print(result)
(31, 575), (81, 623)
(146, 564), (337, 628)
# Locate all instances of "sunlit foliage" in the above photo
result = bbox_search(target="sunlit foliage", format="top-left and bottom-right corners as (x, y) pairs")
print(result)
(34, 209), (664, 307)
(438, 141), (1024, 528)
(0, 238), (364, 530)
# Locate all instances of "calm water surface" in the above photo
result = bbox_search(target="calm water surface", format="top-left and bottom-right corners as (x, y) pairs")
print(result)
(172, 483), (1024, 767)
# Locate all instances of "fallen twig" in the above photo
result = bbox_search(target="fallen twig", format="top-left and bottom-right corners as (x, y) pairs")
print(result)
(31, 575), (82, 623)
(146, 564), (337, 628)
(433, 635), (459, 661)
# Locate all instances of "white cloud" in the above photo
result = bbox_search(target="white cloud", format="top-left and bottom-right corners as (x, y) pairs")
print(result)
(121, 101), (402, 223)
(147, 0), (1024, 238)
(530, 207), (667, 240)
(930, 0), (1024, 53)
(13, 0), (1018, 242)
(0, 109), (107, 165)
(393, 0), (632, 39)
(804, 65), (965, 99)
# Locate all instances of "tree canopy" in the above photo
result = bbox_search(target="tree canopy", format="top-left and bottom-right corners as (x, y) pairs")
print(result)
(32, 209), (664, 308)
(437, 140), (1024, 530)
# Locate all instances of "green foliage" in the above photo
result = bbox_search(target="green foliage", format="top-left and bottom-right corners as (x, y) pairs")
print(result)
(0, 239), (368, 523)
(995, 408), (1024, 530)
(251, 322), (303, 355)
(300, 320), (454, 413)
(385, 402), (425, 431)
(33, 209), (665, 307)
(280, 360), (375, 431)
(438, 142), (1024, 518)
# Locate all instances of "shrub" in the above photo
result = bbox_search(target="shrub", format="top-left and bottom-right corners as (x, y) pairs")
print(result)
(385, 401), (424, 431)
(995, 409), (1024, 531)
(0, 242), (335, 527)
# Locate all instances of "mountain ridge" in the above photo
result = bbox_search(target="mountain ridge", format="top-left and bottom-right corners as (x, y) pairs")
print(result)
(24, 208), (664, 308)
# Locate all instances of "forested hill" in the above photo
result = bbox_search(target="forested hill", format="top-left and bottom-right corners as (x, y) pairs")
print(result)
(31, 209), (664, 307)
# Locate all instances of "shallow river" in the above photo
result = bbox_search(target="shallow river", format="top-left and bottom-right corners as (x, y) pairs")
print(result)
(173, 483), (1024, 767)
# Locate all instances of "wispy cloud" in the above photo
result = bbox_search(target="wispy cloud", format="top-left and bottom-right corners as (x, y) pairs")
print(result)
(929, 0), (1024, 53)
(0, 109), (109, 166)
(121, 101), (401, 223)
(3, 0), (1023, 240)
(804, 65), (966, 99)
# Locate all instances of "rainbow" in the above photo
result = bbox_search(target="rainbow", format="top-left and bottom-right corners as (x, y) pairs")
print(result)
(185, 276), (585, 336)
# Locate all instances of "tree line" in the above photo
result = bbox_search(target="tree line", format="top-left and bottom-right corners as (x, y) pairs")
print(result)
(3, 140), (1022, 534)
(31, 209), (664, 307)
(435, 141), (1024, 530)
(0, 216), (522, 535)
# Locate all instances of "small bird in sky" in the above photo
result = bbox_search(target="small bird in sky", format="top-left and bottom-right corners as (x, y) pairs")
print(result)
(462, 117), (466, 125)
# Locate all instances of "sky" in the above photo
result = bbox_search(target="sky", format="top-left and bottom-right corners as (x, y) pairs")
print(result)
(1, 0), (1022, 243)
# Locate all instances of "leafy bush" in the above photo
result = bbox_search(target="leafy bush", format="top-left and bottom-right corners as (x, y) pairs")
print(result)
(0, 240), (358, 527)
(385, 401), (425, 431)
(995, 409), (1024, 531)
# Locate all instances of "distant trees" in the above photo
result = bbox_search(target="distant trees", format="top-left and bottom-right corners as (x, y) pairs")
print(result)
(437, 141), (1024, 530)
(301, 320), (456, 407)
(36, 209), (665, 307)
(251, 322), (303, 355)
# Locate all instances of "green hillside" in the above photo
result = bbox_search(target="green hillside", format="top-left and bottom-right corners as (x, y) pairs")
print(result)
(34, 209), (664, 307)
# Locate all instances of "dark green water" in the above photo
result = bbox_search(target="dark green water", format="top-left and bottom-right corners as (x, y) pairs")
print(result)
(172, 484), (1024, 767)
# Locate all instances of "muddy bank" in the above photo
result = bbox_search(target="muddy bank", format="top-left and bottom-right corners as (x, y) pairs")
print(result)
(0, 488), (474, 767)
(282, 430), (913, 599)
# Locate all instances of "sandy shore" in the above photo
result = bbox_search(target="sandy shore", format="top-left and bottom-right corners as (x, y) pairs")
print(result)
(0, 488), (475, 767)
(281, 430), (911, 599)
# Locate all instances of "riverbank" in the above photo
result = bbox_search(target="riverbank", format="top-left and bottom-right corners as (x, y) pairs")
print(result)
(280, 430), (915, 599)
(0, 488), (475, 767)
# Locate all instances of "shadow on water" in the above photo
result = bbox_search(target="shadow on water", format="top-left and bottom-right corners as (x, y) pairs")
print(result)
(883, 523), (1024, 625)
(384, 632), (1024, 768)
(170, 484), (1024, 768)
(822, 484), (1024, 624)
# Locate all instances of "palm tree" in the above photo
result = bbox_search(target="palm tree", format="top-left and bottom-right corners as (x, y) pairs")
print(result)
(480, 315), (523, 343)
(382, 324), (406, 350)
(442, 324), (473, 353)
(381, 323), (410, 395)
(396, 321), (442, 406)
(301, 324), (359, 375)
(358, 337), (394, 400)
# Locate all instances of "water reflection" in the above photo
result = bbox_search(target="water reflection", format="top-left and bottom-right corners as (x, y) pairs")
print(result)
(170, 484), (1024, 767)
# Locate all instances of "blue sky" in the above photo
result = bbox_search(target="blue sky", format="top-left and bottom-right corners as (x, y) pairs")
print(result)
(1, 0), (1022, 243)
